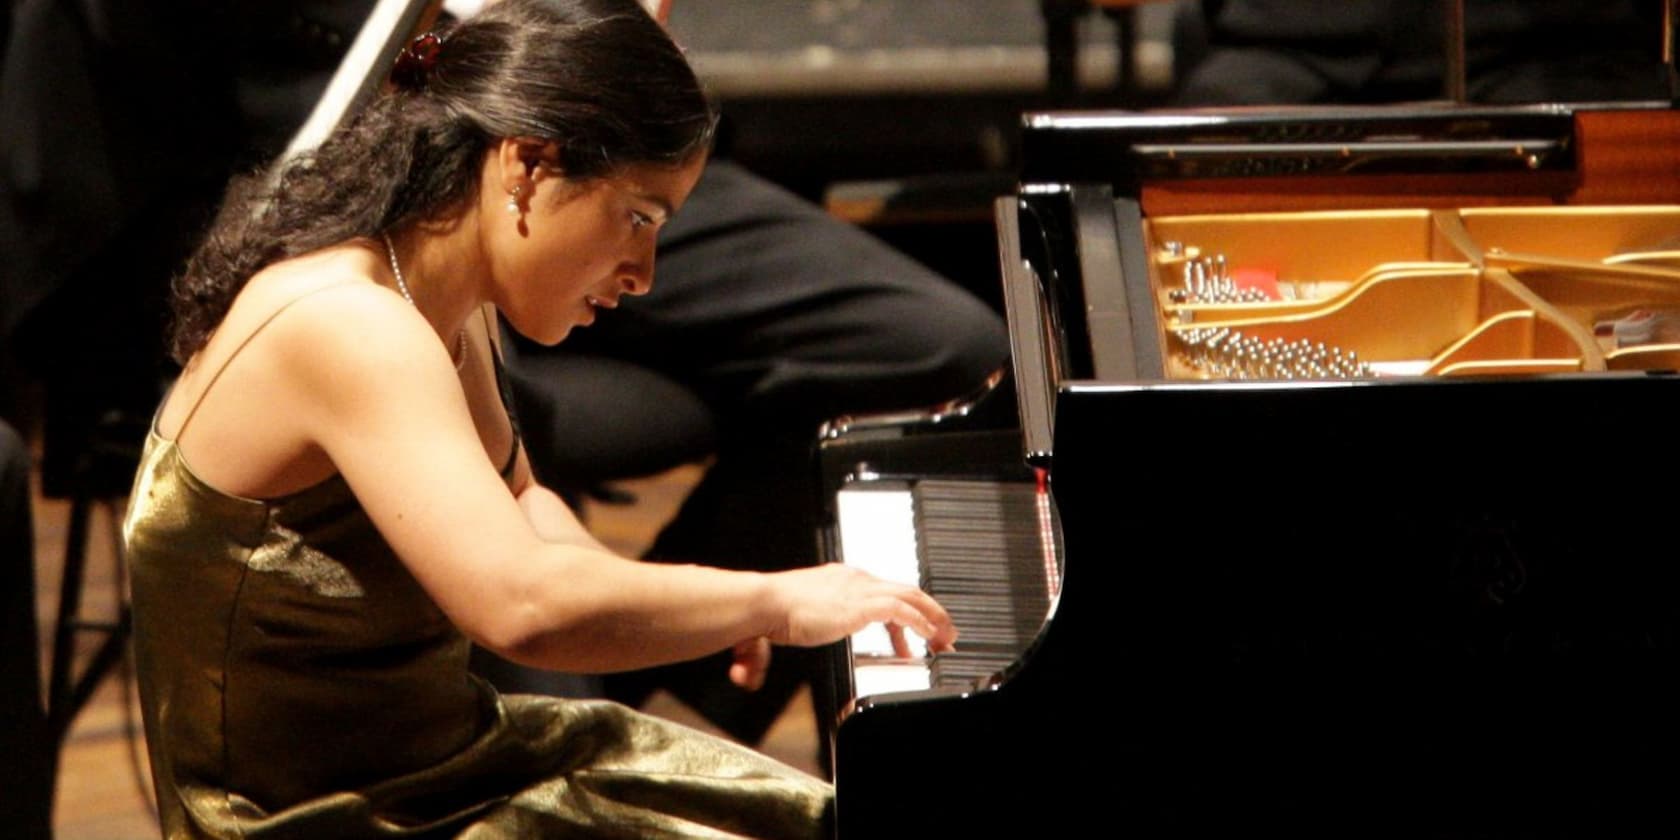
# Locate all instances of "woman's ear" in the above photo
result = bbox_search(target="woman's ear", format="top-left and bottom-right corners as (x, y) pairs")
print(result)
(494, 137), (533, 197)
(499, 137), (564, 188)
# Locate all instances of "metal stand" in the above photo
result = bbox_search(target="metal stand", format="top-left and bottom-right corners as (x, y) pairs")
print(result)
(44, 412), (143, 768)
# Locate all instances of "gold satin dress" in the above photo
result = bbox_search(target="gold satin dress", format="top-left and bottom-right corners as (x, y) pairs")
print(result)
(122, 408), (831, 839)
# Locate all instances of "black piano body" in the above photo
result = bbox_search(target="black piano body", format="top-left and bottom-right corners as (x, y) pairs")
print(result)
(822, 103), (1680, 836)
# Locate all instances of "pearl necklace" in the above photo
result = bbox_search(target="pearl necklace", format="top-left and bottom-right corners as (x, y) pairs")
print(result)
(382, 233), (467, 370)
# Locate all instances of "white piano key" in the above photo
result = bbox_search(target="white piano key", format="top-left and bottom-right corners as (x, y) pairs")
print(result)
(853, 661), (932, 699)
(835, 483), (929, 659)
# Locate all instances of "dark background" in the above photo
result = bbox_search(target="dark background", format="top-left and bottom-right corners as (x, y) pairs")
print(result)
(660, 0), (1183, 312)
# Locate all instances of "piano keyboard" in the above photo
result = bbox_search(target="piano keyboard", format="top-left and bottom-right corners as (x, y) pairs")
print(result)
(835, 476), (1061, 700)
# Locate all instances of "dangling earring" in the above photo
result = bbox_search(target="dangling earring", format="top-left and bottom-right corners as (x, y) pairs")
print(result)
(505, 185), (522, 216)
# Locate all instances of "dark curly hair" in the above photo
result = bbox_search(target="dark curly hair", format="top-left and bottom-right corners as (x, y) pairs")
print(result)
(167, 0), (716, 363)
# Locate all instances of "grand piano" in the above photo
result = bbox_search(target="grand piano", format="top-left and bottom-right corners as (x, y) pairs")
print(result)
(817, 103), (1680, 836)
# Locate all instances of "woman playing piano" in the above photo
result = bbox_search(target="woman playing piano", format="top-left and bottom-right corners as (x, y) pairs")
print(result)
(121, 1), (955, 837)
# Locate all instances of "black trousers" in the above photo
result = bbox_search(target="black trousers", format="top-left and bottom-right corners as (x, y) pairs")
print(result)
(501, 160), (1010, 745)
(0, 420), (51, 838)
(1173, 0), (1669, 106)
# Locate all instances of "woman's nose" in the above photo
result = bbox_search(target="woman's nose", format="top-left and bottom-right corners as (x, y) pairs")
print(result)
(619, 258), (653, 296)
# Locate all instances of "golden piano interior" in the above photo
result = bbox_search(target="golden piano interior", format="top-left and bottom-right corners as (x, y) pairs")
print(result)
(1146, 203), (1680, 379)
(1007, 101), (1680, 387)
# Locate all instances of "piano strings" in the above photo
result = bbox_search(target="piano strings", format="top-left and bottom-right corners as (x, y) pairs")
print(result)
(1148, 204), (1680, 381)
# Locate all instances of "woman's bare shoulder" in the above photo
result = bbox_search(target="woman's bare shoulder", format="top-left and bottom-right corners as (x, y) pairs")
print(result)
(226, 243), (420, 354)
(172, 242), (421, 406)
(237, 241), (391, 318)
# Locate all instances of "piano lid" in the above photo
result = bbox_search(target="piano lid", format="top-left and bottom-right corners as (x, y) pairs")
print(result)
(1016, 101), (1680, 212)
(1017, 102), (1588, 188)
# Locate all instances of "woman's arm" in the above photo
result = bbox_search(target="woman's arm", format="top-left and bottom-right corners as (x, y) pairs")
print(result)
(508, 451), (788, 690)
(283, 286), (954, 674)
(509, 464), (614, 552)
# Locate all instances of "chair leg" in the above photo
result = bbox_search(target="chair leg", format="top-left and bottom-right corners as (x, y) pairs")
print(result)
(46, 495), (131, 752)
(46, 491), (94, 748)
(47, 410), (145, 755)
(44, 494), (134, 833)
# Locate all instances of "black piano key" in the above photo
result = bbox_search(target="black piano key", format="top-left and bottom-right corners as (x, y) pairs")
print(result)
(907, 478), (1059, 689)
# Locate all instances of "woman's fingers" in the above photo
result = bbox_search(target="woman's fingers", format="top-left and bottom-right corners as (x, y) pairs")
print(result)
(894, 580), (956, 648)
(886, 621), (911, 658)
(900, 585), (956, 652)
(727, 636), (771, 691)
(769, 564), (958, 652)
(872, 583), (957, 655)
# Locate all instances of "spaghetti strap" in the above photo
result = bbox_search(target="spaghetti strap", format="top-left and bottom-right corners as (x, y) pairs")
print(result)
(172, 283), (361, 440)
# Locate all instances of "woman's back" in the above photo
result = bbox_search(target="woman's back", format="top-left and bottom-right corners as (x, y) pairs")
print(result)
(125, 424), (488, 826)
(125, 264), (504, 829)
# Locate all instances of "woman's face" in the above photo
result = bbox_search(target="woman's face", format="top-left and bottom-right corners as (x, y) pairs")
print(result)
(490, 152), (707, 345)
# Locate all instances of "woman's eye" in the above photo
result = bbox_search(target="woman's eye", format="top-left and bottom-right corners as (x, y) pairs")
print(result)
(630, 211), (653, 231)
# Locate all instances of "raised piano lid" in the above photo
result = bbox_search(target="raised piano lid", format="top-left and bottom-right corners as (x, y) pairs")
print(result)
(1016, 102), (1680, 216)
(833, 373), (1680, 837)
(1018, 104), (1581, 187)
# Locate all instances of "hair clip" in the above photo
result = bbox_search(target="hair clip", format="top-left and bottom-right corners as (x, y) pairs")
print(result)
(391, 32), (444, 91)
